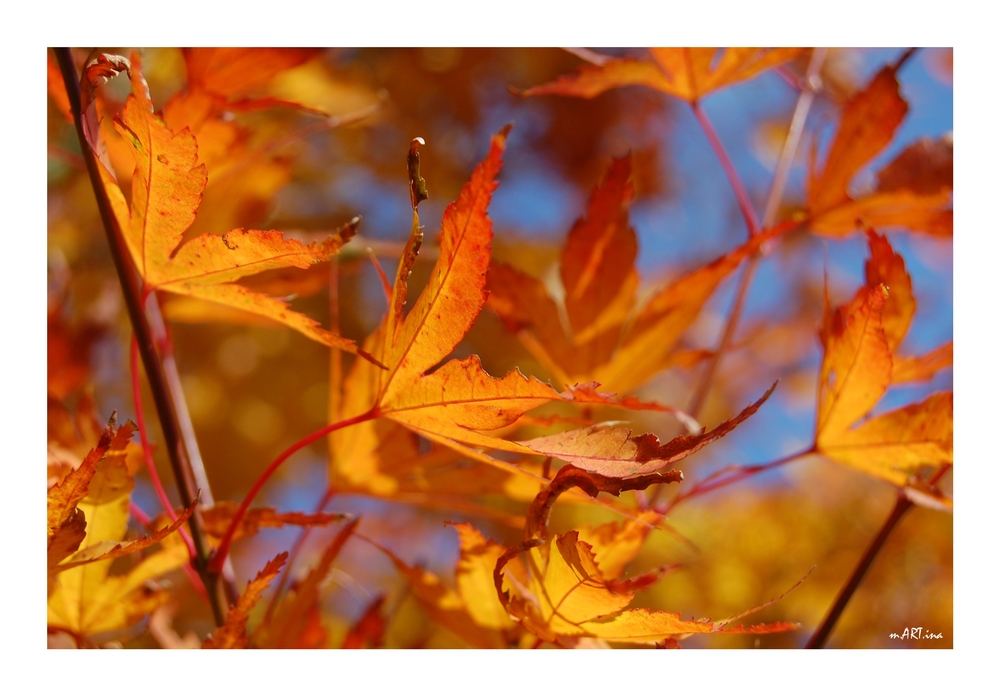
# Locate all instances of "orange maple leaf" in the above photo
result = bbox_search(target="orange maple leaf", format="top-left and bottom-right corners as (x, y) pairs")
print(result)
(806, 66), (952, 237)
(488, 154), (788, 394)
(518, 48), (804, 104)
(484, 456), (796, 646)
(329, 130), (773, 495)
(91, 88), (376, 362)
(815, 231), (952, 492)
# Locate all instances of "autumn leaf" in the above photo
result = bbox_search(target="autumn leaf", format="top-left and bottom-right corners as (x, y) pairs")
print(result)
(806, 66), (952, 237)
(486, 452), (795, 646)
(161, 49), (363, 239)
(329, 320), (545, 511)
(494, 529), (797, 646)
(518, 48), (804, 104)
(90, 70), (376, 363)
(519, 383), (775, 479)
(322, 130), (775, 510)
(47, 414), (118, 570)
(53, 505), (195, 575)
(488, 155), (789, 394)
(814, 231), (952, 489)
(333, 127), (564, 479)
(203, 552), (288, 649)
(892, 341), (953, 384)
(184, 48), (320, 100)
(47, 418), (190, 636)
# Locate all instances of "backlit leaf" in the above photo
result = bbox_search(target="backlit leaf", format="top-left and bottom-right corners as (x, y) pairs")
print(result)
(519, 48), (804, 104)
(90, 71), (373, 361)
(806, 67), (951, 237)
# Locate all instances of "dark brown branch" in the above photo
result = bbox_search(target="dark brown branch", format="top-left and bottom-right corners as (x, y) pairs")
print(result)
(805, 493), (911, 648)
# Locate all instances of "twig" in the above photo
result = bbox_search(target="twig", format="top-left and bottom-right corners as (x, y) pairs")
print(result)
(143, 295), (239, 604)
(687, 48), (827, 419)
(129, 334), (196, 560)
(691, 101), (760, 237)
(209, 408), (378, 573)
(263, 486), (337, 624)
(805, 492), (911, 648)
(663, 447), (814, 514)
(54, 47), (228, 626)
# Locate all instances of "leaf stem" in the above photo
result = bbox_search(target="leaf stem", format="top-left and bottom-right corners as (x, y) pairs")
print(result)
(54, 47), (229, 628)
(690, 101), (759, 237)
(209, 408), (378, 574)
(663, 446), (814, 514)
(142, 292), (240, 606)
(687, 49), (826, 419)
(130, 333), (196, 560)
(805, 492), (911, 648)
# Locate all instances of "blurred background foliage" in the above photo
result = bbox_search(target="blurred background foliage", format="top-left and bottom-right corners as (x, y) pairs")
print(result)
(47, 47), (952, 648)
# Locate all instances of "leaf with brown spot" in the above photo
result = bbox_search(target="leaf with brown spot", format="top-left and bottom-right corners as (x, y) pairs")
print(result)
(88, 61), (376, 363)
(518, 383), (775, 479)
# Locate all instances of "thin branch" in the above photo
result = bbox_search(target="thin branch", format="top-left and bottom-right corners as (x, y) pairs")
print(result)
(805, 492), (911, 648)
(687, 49), (827, 419)
(130, 334), (196, 560)
(691, 101), (760, 237)
(663, 447), (814, 514)
(129, 500), (208, 603)
(209, 408), (378, 573)
(143, 295), (239, 605)
(53, 47), (230, 628)
(685, 255), (759, 418)
(263, 486), (337, 624)
(762, 48), (828, 227)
